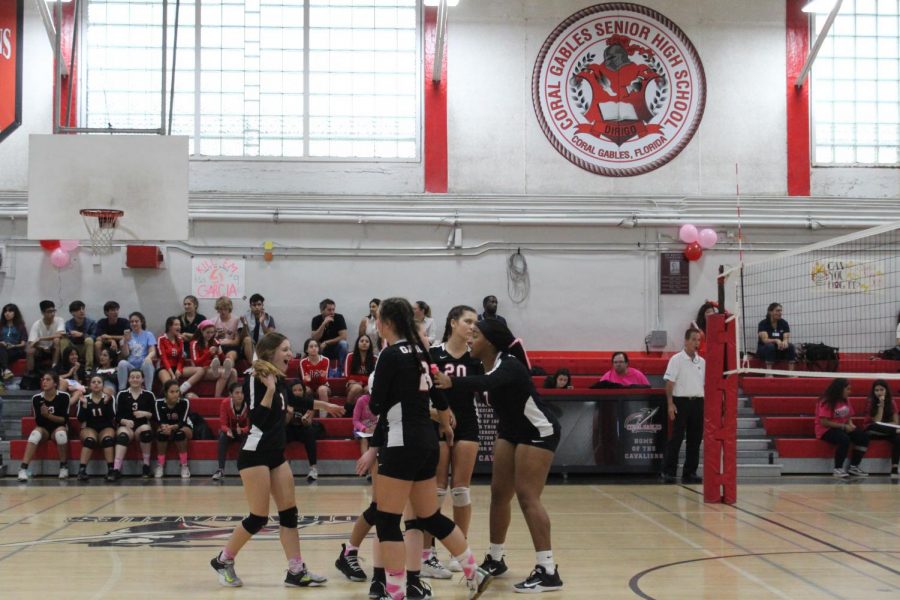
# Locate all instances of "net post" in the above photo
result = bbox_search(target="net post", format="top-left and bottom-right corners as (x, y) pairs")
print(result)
(703, 312), (738, 504)
(717, 265), (726, 313)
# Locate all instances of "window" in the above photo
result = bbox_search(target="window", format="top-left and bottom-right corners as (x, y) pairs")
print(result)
(810, 0), (900, 165)
(82, 0), (419, 159)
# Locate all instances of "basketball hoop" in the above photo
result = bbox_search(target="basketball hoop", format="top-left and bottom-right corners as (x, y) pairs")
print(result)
(80, 208), (124, 255)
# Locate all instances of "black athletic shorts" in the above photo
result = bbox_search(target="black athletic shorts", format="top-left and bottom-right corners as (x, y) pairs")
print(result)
(220, 343), (242, 356)
(378, 446), (439, 482)
(237, 447), (286, 471)
(498, 423), (561, 453)
(440, 416), (479, 444)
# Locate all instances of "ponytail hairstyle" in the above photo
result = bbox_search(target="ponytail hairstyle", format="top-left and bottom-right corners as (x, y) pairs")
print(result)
(379, 297), (431, 375)
(868, 379), (895, 421)
(474, 319), (531, 370)
(441, 304), (477, 343)
(821, 377), (850, 411)
(415, 300), (432, 318)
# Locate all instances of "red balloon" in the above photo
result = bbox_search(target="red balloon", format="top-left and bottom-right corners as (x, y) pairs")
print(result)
(40, 239), (61, 251)
(684, 242), (703, 262)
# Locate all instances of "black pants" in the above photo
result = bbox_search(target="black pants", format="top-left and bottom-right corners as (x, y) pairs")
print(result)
(866, 423), (900, 465)
(217, 431), (245, 469)
(286, 424), (320, 466)
(820, 428), (869, 469)
(662, 396), (703, 477)
(0, 345), (25, 371)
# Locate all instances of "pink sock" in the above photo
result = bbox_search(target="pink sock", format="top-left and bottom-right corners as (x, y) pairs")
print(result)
(113, 458), (123, 470)
(288, 555), (304, 574)
(142, 452), (151, 465)
(179, 452), (188, 466)
(220, 548), (235, 561)
(453, 549), (477, 580)
(157, 455), (165, 467)
(385, 568), (405, 600)
(421, 549), (432, 561)
(345, 543), (359, 556)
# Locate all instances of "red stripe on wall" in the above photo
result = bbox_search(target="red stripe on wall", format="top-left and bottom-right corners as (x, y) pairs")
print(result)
(785, 0), (810, 196)
(423, 7), (448, 193)
(52, 2), (77, 128)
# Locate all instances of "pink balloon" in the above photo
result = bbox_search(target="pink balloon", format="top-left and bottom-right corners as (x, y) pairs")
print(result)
(679, 224), (699, 244)
(50, 248), (71, 268)
(59, 239), (80, 252)
(698, 228), (718, 249)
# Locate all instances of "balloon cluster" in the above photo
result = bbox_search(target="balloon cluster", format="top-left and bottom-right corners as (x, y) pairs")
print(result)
(39, 239), (80, 268)
(678, 225), (717, 261)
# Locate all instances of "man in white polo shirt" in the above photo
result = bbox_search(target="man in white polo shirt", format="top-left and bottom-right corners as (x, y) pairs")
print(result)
(660, 328), (705, 484)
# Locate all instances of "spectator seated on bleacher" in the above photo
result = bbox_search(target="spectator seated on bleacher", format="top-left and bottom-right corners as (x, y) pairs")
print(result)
(0, 303), (28, 382)
(543, 368), (573, 389)
(691, 300), (719, 357)
(76, 375), (116, 481)
(54, 346), (87, 403)
(27, 300), (65, 375)
(178, 294), (206, 354)
(594, 352), (650, 388)
(863, 379), (900, 478)
(310, 298), (349, 376)
(300, 339), (332, 411)
(157, 316), (186, 388)
(240, 293), (277, 364)
(93, 301), (130, 365)
(344, 335), (375, 410)
(414, 300), (436, 346)
(358, 298), (382, 354)
(757, 302), (796, 373)
(211, 381), (249, 481)
(212, 296), (242, 396)
(187, 320), (236, 398)
(91, 348), (119, 398)
(816, 378), (869, 478)
(116, 312), (157, 392)
(61, 300), (96, 371)
(17, 371), (73, 481)
(353, 393), (377, 455)
(287, 380), (325, 483)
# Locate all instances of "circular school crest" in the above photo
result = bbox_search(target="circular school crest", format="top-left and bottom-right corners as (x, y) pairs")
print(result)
(532, 3), (706, 177)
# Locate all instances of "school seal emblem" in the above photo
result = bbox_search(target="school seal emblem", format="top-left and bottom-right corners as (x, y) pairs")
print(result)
(532, 3), (706, 176)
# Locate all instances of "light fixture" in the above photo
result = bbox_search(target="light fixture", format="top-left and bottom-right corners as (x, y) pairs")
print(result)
(619, 215), (638, 228)
(424, 0), (460, 6)
(802, 0), (839, 13)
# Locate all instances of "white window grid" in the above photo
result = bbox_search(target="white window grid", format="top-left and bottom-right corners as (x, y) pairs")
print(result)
(81, 0), (420, 159)
(810, 0), (900, 166)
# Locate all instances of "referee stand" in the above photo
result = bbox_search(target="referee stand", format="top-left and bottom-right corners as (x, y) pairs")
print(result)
(704, 312), (738, 504)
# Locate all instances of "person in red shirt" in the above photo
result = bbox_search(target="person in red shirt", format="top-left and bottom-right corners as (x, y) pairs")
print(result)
(863, 379), (900, 478)
(212, 381), (250, 481)
(816, 378), (869, 478)
(157, 317), (185, 387)
(187, 320), (237, 396)
(300, 339), (331, 409)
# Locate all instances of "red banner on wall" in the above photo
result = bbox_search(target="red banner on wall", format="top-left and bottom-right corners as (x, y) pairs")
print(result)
(0, 0), (23, 143)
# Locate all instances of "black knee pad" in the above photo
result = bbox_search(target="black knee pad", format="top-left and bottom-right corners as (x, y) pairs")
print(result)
(418, 510), (455, 541)
(116, 432), (130, 446)
(156, 431), (170, 442)
(362, 501), (378, 525)
(278, 506), (299, 529)
(172, 429), (187, 441)
(82, 437), (98, 449)
(242, 513), (268, 535)
(139, 430), (154, 443)
(101, 436), (115, 448)
(375, 510), (403, 543)
(404, 518), (422, 532)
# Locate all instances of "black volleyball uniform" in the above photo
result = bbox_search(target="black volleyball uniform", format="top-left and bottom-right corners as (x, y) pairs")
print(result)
(32, 391), (72, 432)
(238, 374), (313, 470)
(430, 343), (483, 443)
(452, 352), (560, 450)
(114, 389), (157, 429)
(77, 395), (116, 431)
(155, 397), (193, 433)
(370, 340), (447, 481)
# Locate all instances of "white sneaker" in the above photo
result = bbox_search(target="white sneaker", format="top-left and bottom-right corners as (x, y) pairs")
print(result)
(307, 466), (318, 483)
(466, 566), (493, 599)
(448, 558), (462, 572)
(58, 466), (69, 479)
(181, 465), (191, 479)
(17, 468), (28, 482)
(847, 465), (868, 477)
(155, 465), (164, 479)
(211, 469), (224, 481)
(421, 555), (452, 579)
(833, 468), (849, 478)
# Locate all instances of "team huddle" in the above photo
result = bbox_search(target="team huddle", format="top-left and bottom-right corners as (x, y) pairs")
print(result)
(210, 298), (564, 599)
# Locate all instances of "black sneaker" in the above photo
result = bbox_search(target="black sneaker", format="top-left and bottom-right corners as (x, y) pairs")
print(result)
(513, 565), (563, 593)
(659, 472), (677, 484)
(106, 469), (120, 482)
(368, 578), (386, 599)
(210, 555), (242, 587)
(78, 470), (89, 482)
(284, 566), (327, 587)
(682, 474), (703, 484)
(479, 553), (508, 577)
(407, 577), (432, 599)
(335, 544), (367, 581)
(142, 464), (151, 479)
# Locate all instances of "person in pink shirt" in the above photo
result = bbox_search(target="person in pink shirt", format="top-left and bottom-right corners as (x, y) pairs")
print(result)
(816, 377), (869, 478)
(352, 393), (377, 454)
(863, 379), (900, 478)
(599, 352), (650, 388)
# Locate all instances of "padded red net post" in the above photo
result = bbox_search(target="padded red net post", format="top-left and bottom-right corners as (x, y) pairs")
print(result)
(703, 313), (738, 504)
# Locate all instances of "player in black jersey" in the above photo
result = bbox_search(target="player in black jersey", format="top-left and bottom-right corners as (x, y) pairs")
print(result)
(368, 297), (491, 600)
(17, 371), (73, 481)
(155, 380), (194, 479)
(76, 375), (116, 481)
(211, 332), (343, 589)
(434, 319), (564, 594)
(110, 369), (156, 480)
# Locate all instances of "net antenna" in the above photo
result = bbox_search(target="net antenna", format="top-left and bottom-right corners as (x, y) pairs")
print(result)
(80, 208), (124, 255)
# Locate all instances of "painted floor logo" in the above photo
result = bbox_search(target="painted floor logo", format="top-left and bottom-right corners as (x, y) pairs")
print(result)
(532, 2), (706, 177)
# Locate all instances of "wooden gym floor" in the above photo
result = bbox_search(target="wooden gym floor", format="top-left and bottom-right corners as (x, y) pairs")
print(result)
(0, 477), (898, 599)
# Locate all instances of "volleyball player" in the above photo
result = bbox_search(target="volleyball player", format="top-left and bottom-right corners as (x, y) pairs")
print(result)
(76, 375), (116, 481)
(210, 332), (344, 589)
(433, 319), (564, 593)
(155, 379), (194, 479)
(17, 371), (73, 481)
(367, 297), (491, 600)
(421, 304), (483, 575)
(109, 369), (156, 481)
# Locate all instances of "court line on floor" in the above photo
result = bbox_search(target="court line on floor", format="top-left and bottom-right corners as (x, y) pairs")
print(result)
(628, 489), (843, 600)
(0, 494), (47, 514)
(682, 485), (900, 578)
(591, 487), (797, 600)
(768, 489), (900, 531)
(0, 493), (126, 564)
(0, 493), (83, 533)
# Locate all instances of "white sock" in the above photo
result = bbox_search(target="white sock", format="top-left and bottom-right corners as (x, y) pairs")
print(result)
(535, 550), (555, 574)
(179, 382), (191, 393)
(489, 543), (505, 560)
